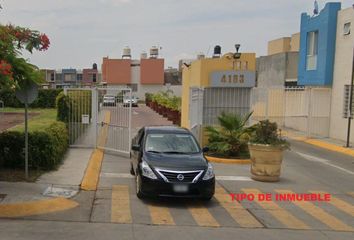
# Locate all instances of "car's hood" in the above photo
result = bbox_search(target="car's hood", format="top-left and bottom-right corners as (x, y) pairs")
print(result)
(144, 152), (208, 171)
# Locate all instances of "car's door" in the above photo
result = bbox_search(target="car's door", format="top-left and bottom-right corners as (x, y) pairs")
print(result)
(131, 128), (144, 171)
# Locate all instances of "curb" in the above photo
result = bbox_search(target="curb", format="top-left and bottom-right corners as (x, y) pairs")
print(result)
(286, 134), (354, 157)
(303, 139), (354, 157)
(206, 156), (251, 164)
(80, 111), (110, 191)
(0, 198), (78, 218)
(80, 149), (104, 191)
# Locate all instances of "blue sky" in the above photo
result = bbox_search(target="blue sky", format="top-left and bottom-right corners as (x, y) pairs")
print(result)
(0, 0), (353, 69)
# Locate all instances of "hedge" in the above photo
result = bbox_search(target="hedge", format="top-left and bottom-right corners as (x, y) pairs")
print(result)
(0, 89), (62, 108)
(0, 121), (69, 170)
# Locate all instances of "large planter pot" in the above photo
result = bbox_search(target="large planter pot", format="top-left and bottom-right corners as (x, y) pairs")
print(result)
(248, 143), (284, 182)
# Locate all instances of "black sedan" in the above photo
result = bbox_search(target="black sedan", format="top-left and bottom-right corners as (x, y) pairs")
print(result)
(130, 126), (215, 200)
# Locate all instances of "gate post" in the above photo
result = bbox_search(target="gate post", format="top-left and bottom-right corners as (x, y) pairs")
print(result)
(91, 88), (98, 148)
(128, 89), (132, 151)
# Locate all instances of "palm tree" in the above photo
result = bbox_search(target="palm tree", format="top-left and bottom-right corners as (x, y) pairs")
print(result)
(205, 112), (253, 157)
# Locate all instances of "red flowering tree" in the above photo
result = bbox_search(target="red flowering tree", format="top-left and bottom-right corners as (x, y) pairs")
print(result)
(0, 24), (50, 89)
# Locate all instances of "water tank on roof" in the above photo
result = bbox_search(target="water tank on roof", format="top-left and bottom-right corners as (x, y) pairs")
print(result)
(122, 46), (131, 59)
(213, 45), (221, 58)
(150, 46), (159, 58)
(140, 52), (147, 59)
(92, 63), (97, 70)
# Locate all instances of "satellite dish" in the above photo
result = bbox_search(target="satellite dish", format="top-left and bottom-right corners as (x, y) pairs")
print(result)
(15, 82), (39, 104)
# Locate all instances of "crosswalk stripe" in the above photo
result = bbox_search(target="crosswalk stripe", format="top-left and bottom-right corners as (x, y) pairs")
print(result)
(347, 192), (354, 198)
(310, 191), (354, 217)
(276, 190), (354, 232)
(242, 188), (310, 230)
(188, 203), (220, 227)
(214, 187), (263, 228)
(111, 185), (132, 224)
(148, 204), (175, 225)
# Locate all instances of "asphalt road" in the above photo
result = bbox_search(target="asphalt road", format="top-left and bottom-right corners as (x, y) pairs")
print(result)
(1, 106), (354, 240)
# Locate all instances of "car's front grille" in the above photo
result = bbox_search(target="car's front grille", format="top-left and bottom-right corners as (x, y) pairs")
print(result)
(156, 169), (204, 183)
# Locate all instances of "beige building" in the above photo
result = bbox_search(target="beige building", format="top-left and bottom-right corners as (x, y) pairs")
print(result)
(329, 7), (354, 142)
(267, 33), (300, 55)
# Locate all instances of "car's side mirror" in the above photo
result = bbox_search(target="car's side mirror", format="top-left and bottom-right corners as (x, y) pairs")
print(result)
(202, 147), (209, 153)
(132, 144), (141, 151)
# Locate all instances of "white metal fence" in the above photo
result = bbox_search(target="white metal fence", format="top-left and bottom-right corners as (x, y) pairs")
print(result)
(251, 86), (332, 138)
(65, 87), (132, 156)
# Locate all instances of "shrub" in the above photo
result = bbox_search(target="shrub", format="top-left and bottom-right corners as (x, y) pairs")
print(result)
(249, 120), (290, 149)
(0, 89), (62, 108)
(56, 91), (70, 122)
(0, 121), (68, 170)
(56, 90), (92, 123)
(205, 112), (253, 157)
(145, 93), (152, 103)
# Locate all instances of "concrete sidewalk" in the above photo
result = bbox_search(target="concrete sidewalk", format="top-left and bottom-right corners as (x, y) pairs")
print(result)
(283, 129), (354, 157)
(0, 148), (92, 204)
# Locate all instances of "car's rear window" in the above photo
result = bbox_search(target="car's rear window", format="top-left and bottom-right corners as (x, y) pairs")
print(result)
(145, 133), (200, 154)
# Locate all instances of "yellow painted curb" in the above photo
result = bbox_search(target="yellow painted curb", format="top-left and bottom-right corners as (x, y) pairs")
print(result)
(304, 139), (354, 157)
(81, 149), (104, 191)
(81, 111), (111, 191)
(206, 156), (251, 164)
(0, 198), (78, 218)
(283, 130), (354, 157)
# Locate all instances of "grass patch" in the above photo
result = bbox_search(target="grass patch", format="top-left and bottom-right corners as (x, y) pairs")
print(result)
(8, 108), (57, 132)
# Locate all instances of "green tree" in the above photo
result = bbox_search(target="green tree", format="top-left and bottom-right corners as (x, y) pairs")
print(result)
(0, 24), (50, 90)
(205, 112), (253, 157)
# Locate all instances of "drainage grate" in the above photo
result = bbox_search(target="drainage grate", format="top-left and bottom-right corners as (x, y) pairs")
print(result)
(42, 187), (78, 198)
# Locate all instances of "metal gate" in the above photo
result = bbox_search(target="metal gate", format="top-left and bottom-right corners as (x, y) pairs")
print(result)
(66, 87), (132, 156)
(250, 86), (331, 138)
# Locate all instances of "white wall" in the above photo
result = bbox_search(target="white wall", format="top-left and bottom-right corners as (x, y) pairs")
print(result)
(329, 7), (354, 142)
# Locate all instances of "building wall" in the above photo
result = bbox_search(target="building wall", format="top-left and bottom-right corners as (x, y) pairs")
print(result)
(268, 37), (291, 55)
(256, 52), (299, 88)
(298, 2), (341, 86)
(329, 7), (354, 142)
(140, 59), (164, 84)
(181, 53), (256, 128)
(290, 33), (300, 52)
(102, 58), (131, 84)
(83, 69), (98, 84)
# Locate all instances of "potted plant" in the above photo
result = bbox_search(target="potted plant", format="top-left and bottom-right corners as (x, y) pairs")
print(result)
(248, 120), (289, 182)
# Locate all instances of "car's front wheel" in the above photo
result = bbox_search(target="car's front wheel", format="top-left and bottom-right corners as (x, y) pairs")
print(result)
(136, 173), (144, 199)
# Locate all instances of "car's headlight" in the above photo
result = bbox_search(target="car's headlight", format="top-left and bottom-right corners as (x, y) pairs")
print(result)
(202, 163), (214, 180)
(140, 161), (157, 179)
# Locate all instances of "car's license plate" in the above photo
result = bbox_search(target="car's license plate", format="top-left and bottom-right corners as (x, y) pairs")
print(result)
(173, 184), (188, 193)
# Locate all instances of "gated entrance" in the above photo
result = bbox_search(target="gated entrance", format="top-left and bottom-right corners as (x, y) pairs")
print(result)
(65, 87), (132, 156)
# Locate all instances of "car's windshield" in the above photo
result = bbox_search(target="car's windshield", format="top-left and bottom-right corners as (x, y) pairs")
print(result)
(145, 133), (200, 154)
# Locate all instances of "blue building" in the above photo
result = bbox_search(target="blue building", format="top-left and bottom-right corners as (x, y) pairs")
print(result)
(298, 2), (341, 86)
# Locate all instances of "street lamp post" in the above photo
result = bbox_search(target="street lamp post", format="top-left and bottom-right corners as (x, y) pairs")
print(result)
(346, 47), (354, 148)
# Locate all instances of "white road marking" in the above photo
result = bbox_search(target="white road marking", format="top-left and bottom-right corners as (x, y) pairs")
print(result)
(102, 173), (134, 178)
(295, 151), (354, 176)
(216, 176), (253, 181)
(101, 172), (253, 181)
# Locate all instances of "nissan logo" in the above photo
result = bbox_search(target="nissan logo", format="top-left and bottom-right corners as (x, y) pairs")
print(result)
(177, 174), (184, 181)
